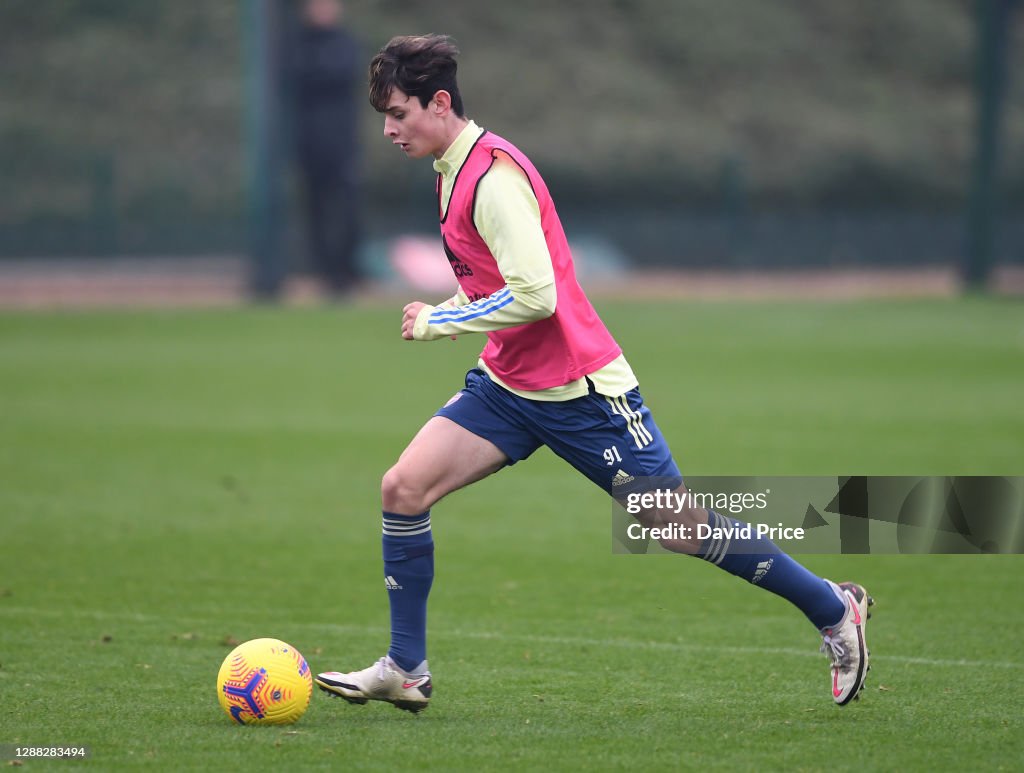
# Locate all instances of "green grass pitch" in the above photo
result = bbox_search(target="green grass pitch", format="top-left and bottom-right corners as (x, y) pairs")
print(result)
(1, 298), (1022, 770)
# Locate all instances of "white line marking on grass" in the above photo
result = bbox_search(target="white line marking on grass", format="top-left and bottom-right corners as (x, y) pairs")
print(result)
(428, 628), (1024, 671)
(3, 605), (1022, 670)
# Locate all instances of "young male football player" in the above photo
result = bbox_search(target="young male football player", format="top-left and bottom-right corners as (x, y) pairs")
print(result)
(316, 34), (872, 713)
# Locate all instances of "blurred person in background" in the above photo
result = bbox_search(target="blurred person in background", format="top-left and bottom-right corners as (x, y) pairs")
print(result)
(289, 0), (363, 297)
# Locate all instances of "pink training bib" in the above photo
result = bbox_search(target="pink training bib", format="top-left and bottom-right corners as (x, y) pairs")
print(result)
(437, 130), (621, 391)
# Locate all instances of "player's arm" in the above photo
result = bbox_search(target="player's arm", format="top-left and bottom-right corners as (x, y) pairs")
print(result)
(434, 286), (470, 311)
(408, 155), (556, 341)
(401, 287), (469, 341)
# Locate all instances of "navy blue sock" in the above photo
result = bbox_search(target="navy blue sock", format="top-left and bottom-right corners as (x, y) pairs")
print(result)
(382, 511), (434, 673)
(698, 510), (846, 630)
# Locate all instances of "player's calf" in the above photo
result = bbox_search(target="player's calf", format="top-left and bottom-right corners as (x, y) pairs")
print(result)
(621, 489), (706, 554)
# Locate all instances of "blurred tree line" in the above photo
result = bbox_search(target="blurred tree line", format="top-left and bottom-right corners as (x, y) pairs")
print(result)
(1, 0), (1021, 258)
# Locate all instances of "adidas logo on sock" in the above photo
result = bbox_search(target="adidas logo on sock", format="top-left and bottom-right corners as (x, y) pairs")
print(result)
(752, 559), (774, 584)
(612, 469), (635, 487)
(385, 575), (403, 590)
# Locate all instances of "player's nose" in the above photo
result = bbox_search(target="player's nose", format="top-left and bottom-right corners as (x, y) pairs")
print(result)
(384, 117), (398, 138)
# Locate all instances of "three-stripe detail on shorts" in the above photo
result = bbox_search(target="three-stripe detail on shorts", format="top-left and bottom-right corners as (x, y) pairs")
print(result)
(605, 394), (654, 449)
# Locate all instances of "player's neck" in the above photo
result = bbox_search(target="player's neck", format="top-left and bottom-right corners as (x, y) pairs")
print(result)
(433, 116), (471, 160)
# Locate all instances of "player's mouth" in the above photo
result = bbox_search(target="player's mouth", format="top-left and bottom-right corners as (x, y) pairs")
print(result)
(395, 141), (411, 153)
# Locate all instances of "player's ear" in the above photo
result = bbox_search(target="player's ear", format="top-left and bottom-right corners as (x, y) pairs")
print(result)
(431, 90), (452, 116)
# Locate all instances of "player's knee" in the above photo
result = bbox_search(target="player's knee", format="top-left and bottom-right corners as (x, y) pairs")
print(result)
(381, 465), (431, 514)
(631, 502), (705, 530)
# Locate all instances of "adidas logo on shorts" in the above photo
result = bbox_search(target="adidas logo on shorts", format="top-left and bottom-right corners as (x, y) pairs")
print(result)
(612, 469), (635, 487)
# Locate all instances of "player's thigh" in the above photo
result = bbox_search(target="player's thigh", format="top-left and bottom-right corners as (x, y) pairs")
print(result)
(383, 416), (510, 512)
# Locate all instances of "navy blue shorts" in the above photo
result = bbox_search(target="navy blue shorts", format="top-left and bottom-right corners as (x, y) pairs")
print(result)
(435, 369), (682, 496)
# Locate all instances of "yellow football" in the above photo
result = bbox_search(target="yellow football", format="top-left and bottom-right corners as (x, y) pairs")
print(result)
(217, 638), (313, 725)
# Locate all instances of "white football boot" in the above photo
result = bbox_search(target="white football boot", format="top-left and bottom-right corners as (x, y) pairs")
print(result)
(316, 656), (432, 713)
(820, 581), (874, 706)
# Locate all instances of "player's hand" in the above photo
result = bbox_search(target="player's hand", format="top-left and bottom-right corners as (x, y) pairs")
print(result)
(401, 302), (427, 340)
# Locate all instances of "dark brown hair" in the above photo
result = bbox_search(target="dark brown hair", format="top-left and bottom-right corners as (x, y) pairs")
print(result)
(369, 34), (464, 116)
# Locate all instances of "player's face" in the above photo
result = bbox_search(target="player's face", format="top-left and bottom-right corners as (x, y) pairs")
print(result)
(382, 90), (443, 159)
